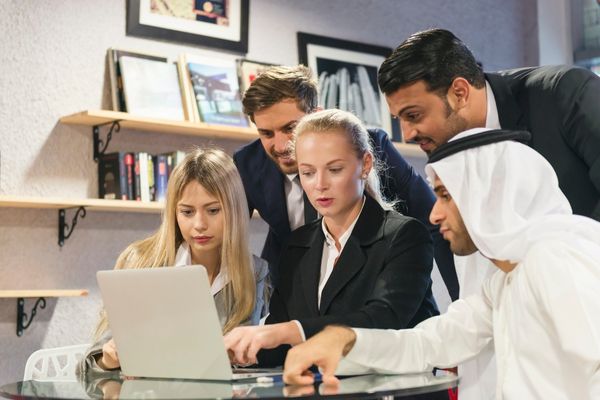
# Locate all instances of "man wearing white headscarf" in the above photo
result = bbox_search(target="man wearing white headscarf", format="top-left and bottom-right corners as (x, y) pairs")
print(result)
(282, 128), (600, 399)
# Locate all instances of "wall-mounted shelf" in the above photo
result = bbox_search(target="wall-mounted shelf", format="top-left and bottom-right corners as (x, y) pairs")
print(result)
(0, 195), (163, 213)
(0, 195), (258, 246)
(60, 110), (260, 141)
(59, 110), (425, 159)
(0, 195), (163, 247)
(0, 289), (88, 337)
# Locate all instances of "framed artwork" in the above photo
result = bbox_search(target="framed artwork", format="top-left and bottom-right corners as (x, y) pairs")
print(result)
(236, 59), (278, 97)
(126, 0), (249, 53)
(297, 32), (401, 141)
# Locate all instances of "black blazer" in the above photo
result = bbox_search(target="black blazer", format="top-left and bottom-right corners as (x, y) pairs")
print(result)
(257, 195), (439, 367)
(234, 128), (459, 300)
(487, 66), (600, 221)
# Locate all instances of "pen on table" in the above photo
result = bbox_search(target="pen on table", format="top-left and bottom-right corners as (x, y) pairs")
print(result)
(256, 373), (323, 384)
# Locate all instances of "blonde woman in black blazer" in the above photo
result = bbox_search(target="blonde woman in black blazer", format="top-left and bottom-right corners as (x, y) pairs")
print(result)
(225, 109), (438, 367)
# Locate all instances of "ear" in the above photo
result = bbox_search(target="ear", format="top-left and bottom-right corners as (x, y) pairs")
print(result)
(362, 152), (373, 177)
(446, 77), (471, 110)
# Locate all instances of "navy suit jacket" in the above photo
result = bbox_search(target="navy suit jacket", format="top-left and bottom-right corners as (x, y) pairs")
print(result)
(487, 66), (600, 221)
(257, 194), (439, 367)
(234, 128), (459, 300)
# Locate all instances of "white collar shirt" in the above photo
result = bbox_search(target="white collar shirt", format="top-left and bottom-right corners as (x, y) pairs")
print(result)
(485, 80), (501, 129)
(318, 197), (365, 309)
(284, 173), (305, 231)
(174, 242), (228, 296)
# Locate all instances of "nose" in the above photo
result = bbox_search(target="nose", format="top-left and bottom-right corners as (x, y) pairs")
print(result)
(193, 214), (208, 231)
(315, 170), (328, 191)
(273, 131), (292, 154)
(400, 120), (417, 142)
(429, 199), (444, 226)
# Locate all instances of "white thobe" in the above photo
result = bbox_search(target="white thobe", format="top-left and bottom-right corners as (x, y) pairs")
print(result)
(338, 238), (600, 399)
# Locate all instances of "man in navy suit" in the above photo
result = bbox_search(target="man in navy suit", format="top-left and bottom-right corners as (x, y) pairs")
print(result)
(233, 65), (459, 300)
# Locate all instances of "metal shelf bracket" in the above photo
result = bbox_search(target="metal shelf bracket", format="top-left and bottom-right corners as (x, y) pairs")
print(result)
(93, 120), (121, 161)
(17, 297), (47, 337)
(58, 206), (87, 247)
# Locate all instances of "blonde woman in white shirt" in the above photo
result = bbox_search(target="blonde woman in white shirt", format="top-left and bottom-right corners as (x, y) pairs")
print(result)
(78, 148), (269, 376)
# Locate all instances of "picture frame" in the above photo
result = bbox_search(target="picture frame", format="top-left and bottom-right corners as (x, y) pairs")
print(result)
(126, 0), (250, 53)
(297, 32), (401, 141)
(236, 58), (278, 98)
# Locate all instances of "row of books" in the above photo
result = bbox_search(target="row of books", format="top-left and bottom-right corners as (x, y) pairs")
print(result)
(107, 48), (275, 126)
(98, 151), (186, 202)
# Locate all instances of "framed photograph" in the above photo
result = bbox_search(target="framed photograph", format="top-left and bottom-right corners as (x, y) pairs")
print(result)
(297, 32), (401, 141)
(127, 0), (249, 53)
(236, 59), (278, 97)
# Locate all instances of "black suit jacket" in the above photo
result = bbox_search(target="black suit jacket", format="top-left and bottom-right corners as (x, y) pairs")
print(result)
(234, 128), (459, 300)
(257, 195), (439, 367)
(487, 66), (600, 221)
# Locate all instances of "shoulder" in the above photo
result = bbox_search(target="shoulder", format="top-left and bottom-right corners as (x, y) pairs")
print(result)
(251, 254), (269, 281)
(384, 210), (428, 232)
(287, 218), (322, 246)
(233, 139), (266, 167)
(499, 65), (595, 92)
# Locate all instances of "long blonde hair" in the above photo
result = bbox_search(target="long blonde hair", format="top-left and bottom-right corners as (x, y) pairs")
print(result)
(292, 109), (394, 210)
(94, 148), (256, 339)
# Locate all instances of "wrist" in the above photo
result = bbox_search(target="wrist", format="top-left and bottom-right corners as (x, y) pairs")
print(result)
(325, 325), (356, 356)
(282, 321), (303, 345)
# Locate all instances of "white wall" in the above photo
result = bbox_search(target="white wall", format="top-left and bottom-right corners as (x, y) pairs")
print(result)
(538, 0), (574, 65)
(0, 0), (538, 385)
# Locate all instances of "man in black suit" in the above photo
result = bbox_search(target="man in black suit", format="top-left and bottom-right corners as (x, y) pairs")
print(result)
(377, 28), (600, 221)
(233, 65), (459, 300)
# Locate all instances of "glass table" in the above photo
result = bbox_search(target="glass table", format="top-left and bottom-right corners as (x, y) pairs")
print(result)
(0, 371), (458, 399)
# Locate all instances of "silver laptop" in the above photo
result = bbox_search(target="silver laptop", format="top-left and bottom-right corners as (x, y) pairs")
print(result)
(97, 265), (280, 380)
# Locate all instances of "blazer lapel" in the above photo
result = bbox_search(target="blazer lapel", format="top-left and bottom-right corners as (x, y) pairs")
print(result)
(296, 226), (324, 315)
(318, 196), (385, 314)
(260, 157), (291, 236)
(485, 72), (527, 132)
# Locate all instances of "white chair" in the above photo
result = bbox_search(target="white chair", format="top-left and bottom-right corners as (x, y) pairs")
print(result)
(23, 344), (90, 381)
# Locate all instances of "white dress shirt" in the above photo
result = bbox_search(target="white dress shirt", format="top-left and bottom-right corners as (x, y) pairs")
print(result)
(284, 174), (305, 231)
(174, 242), (227, 296)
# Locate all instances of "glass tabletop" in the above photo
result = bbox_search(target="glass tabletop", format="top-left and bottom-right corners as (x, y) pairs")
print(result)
(0, 371), (458, 399)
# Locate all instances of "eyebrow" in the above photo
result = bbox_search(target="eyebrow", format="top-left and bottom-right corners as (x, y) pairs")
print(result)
(177, 201), (220, 208)
(299, 159), (345, 167)
(395, 105), (419, 118)
(257, 120), (299, 134)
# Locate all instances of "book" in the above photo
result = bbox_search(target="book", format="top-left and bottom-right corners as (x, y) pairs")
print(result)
(98, 152), (128, 200)
(134, 153), (142, 201)
(119, 56), (185, 121)
(154, 154), (168, 202)
(183, 54), (249, 127)
(138, 152), (150, 202)
(124, 153), (135, 200)
(106, 48), (168, 112)
(177, 54), (199, 122)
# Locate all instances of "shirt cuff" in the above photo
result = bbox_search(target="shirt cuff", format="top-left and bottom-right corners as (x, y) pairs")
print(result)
(291, 320), (306, 343)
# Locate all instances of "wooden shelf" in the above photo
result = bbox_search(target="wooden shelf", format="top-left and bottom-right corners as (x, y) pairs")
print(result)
(0, 289), (88, 298)
(60, 110), (259, 141)
(60, 110), (424, 158)
(0, 195), (163, 214)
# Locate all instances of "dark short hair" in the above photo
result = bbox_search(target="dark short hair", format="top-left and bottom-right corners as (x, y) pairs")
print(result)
(242, 65), (318, 121)
(378, 29), (485, 96)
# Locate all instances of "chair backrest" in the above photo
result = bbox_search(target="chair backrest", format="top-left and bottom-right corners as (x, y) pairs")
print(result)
(23, 344), (90, 381)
